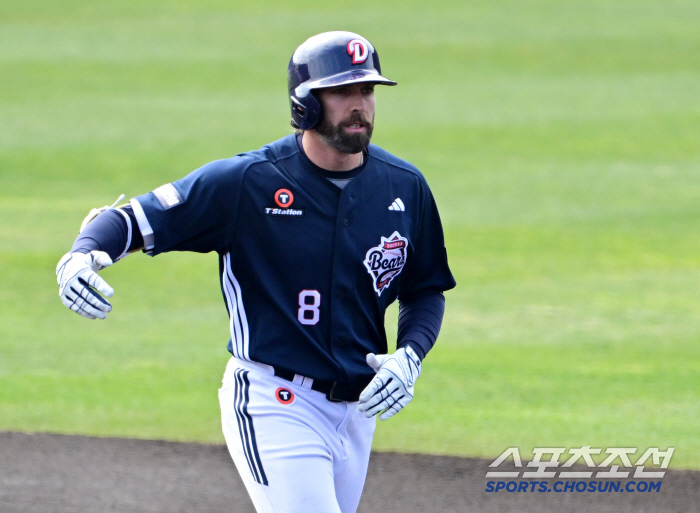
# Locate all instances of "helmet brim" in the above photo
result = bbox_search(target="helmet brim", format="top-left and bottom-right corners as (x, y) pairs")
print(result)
(296, 69), (396, 97)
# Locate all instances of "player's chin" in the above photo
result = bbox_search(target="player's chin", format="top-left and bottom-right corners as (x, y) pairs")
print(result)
(335, 132), (372, 154)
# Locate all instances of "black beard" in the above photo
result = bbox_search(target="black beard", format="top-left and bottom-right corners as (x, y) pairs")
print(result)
(315, 112), (373, 154)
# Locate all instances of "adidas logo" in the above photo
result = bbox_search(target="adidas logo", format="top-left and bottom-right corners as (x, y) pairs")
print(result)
(388, 198), (405, 211)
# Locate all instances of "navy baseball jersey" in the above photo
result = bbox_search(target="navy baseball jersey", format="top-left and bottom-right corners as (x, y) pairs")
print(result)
(131, 134), (455, 387)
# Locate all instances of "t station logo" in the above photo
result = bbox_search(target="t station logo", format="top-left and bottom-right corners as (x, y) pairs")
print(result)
(275, 189), (293, 208)
(266, 188), (304, 217)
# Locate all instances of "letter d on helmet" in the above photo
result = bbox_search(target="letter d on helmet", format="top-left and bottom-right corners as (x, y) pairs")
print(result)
(287, 31), (397, 130)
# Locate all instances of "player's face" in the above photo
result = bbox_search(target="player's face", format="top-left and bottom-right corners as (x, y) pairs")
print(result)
(314, 83), (376, 154)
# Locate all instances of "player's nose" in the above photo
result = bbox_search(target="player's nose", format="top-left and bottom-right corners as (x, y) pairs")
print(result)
(348, 89), (369, 112)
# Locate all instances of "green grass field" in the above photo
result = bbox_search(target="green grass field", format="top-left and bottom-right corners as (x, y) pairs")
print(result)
(2, 0), (700, 468)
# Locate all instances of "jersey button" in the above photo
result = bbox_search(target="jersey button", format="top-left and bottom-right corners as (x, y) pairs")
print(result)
(344, 219), (349, 227)
(338, 291), (345, 299)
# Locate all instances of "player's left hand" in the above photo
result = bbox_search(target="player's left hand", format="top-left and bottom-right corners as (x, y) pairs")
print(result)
(357, 346), (422, 421)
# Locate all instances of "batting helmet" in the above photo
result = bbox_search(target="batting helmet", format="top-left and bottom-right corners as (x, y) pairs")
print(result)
(287, 31), (397, 130)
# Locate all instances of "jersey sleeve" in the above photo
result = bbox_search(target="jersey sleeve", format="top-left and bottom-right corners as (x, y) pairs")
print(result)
(399, 179), (456, 299)
(397, 291), (446, 360)
(131, 158), (245, 256)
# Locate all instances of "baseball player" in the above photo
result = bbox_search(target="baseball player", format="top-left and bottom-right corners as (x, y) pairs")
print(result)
(55, 31), (456, 513)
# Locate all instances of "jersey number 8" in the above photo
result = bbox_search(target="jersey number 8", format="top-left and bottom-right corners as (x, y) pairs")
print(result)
(298, 290), (320, 325)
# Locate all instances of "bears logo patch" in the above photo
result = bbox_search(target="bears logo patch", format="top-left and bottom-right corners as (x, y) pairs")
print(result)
(363, 231), (408, 296)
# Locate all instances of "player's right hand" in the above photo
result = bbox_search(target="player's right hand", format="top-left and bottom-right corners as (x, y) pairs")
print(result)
(56, 251), (114, 320)
(357, 346), (422, 421)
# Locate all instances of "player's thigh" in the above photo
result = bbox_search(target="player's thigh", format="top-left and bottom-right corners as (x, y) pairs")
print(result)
(333, 404), (376, 513)
(219, 367), (343, 513)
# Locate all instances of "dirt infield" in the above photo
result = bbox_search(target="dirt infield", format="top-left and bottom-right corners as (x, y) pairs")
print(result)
(0, 431), (696, 512)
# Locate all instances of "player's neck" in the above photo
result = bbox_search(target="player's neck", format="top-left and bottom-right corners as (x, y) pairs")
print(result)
(301, 131), (363, 172)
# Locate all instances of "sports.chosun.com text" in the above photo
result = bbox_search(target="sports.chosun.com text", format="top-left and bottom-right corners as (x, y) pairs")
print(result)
(485, 480), (662, 493)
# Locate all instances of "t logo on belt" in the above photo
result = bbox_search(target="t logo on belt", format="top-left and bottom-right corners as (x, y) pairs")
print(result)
(276, 387), (295, 405)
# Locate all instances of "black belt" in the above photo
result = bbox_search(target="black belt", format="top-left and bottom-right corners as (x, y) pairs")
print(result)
(273, 367), (368, 403)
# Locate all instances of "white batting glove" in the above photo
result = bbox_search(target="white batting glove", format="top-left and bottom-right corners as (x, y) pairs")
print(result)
(357, 346), (422, 421)
(56, 251), (114, 320)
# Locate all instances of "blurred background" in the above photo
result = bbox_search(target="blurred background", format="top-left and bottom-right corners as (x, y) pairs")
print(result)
(1, 0), (699, 467)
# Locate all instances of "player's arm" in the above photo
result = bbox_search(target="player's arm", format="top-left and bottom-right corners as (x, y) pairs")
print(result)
(358, 173), (455, 419)
(357, 291), (445, 420)
(396, 291), (446, 360)
(57, 158), (243, 320)
(56, 206), (143, 320)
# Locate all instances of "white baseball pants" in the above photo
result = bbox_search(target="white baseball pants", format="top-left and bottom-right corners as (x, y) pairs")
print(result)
(219, 357), (376, 513)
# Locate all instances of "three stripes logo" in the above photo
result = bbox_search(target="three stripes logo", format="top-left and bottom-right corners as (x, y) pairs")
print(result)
(388, 198), (405, 211)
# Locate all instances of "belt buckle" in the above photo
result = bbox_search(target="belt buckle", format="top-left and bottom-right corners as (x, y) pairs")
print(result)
(327, 382), (343, 402)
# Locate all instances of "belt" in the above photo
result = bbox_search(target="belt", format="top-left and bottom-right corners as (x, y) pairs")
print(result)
(272, 367), (368, 403)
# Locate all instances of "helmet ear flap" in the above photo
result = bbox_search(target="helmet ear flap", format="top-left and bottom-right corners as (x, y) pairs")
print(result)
(290, 92), (322, 130)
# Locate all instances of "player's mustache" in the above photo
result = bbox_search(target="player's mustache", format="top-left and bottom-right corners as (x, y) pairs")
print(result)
(341, 113), (372, 127)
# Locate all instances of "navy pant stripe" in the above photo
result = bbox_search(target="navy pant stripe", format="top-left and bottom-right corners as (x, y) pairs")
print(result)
(240, 370), (268, 485)
(234, 369), (268, 485)
(233, 369), (260, 483)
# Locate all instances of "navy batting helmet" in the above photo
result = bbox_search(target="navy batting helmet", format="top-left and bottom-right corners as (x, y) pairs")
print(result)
(287, 31), (397, 130)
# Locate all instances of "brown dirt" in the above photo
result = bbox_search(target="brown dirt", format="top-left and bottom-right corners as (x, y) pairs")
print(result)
(0, 431), (696, 512)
